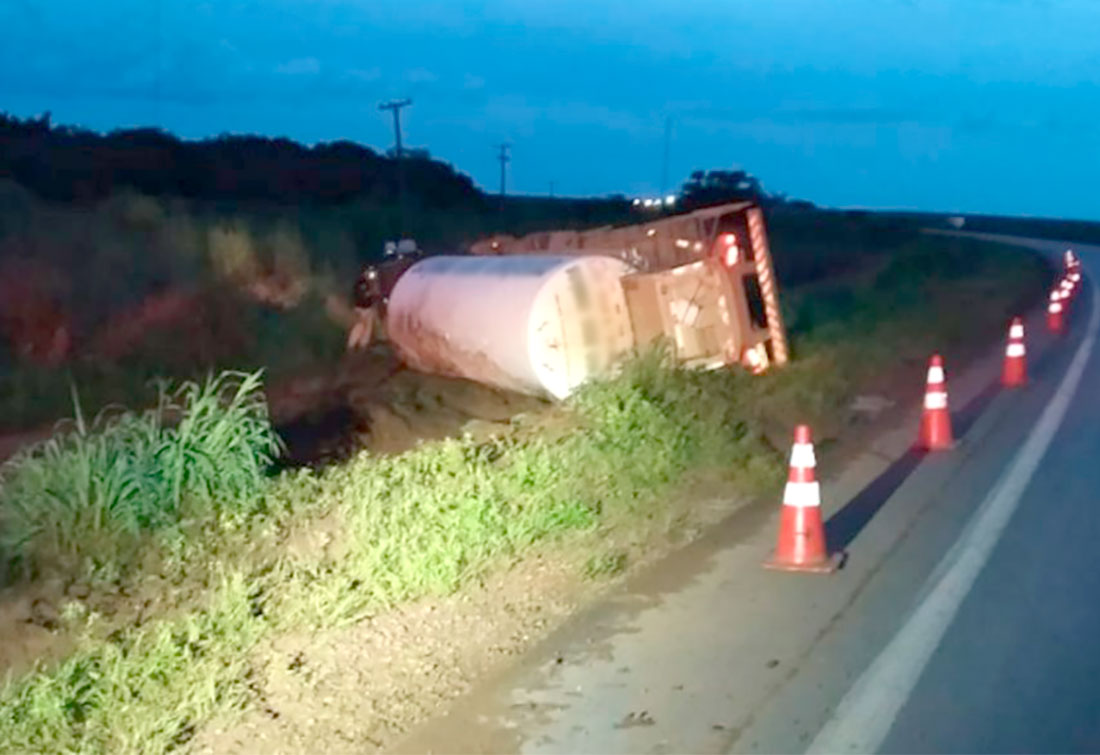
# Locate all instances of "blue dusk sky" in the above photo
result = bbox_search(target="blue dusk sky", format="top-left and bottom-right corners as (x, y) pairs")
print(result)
(3, 0), (1099, 217)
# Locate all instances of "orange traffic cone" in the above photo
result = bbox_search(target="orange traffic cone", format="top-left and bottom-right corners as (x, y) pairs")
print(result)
(1065, 249), (1079, 271)
(1048, 290), (1065, 334)
(917, 354), (954, 451)
(1061, 277), (1075, 302)
(764, 425), (839, 574)
(1002, 317), (1027, 387)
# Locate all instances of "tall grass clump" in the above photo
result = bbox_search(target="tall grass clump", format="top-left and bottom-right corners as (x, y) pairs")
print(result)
(0, 370), (281, 577)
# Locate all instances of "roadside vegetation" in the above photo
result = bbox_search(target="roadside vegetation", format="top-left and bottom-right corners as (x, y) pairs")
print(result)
(0, 227), (1048, 752)
(0, 178), (636, 431)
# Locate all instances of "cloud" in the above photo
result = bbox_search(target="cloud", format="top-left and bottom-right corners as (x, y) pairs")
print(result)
(460, 96), (654, 139)
(463, 73), (486, 90)
(275, 57), (320, 75)
(347, 67), (381, 82)
(405, 67), (438, 83)
(673, 101), (921, 129)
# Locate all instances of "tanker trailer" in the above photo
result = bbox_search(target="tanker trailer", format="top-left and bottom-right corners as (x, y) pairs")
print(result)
(468, 201), (789, 371)
(386, 255), (637, 400)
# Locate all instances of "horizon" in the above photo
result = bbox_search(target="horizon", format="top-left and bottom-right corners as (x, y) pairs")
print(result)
(9, 111), (1100, 226)
(4, 1), (1100, 220)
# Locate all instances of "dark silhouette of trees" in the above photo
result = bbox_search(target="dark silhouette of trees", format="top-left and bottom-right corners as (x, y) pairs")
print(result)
(679, 168), (815, 211)
(0, 113), (482, 208)
(680, 168), (764, 208)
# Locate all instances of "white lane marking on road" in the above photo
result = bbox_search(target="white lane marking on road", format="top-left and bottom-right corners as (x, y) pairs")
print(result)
(808, 272), (1100, 754)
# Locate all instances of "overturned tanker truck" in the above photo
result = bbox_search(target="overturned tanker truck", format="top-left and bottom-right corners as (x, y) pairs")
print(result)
(385, 201), (789, 400)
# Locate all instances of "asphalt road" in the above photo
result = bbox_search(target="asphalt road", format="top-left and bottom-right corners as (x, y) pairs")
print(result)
(396, 234), (1100, 754)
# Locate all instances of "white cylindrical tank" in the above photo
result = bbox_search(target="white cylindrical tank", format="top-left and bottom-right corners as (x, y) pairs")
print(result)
(387, 255), (637, 400)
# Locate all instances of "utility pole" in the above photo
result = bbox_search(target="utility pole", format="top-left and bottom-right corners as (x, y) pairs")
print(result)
(380, 98), (412, 158)
(660, 115), (672, 196)
(496, 143), (511, 199)
(495, 143), (510, 224)
(380, 98), (413, 236)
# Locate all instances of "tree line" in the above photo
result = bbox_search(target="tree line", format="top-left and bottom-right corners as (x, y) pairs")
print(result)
(679, 169), (813, 210)
(0, 112), (483, 208)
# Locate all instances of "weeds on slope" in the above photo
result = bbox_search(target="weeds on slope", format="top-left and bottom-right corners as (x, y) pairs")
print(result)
(0, 237), (1049, 753)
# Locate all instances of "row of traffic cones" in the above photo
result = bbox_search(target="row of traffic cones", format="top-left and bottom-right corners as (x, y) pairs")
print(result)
(1049, 250), (1083, 334)
(764, 248), (1084, 573)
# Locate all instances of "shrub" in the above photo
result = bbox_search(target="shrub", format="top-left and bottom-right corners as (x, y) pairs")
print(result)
(207, 223), (259, 283)
(109, 192), (165, 231)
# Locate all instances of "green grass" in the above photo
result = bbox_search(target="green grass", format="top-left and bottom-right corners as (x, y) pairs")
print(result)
(0, 235), (1049, 753)
(585, 551), (629, 580)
